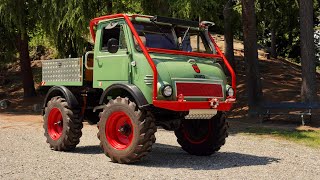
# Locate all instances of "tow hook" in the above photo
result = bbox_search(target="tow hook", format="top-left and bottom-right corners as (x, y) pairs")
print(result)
(210, 98), (219, 108)
(177, 94), (185, 102)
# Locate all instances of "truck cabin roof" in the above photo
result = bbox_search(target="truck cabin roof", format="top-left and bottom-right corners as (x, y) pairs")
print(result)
(150, 16), (199, 27)
(90, 14), (214, 42)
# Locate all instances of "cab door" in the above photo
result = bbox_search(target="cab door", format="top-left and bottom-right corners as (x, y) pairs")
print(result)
(93, 21), (131, 89)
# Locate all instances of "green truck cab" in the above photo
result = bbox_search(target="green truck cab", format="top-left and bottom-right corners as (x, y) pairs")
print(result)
(41, 14), (236, 163)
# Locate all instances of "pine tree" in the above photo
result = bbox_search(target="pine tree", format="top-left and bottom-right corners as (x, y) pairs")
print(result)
(300, 0), (318, 102)
(241, 0), (263, 110)
(0, 0), (36, 97)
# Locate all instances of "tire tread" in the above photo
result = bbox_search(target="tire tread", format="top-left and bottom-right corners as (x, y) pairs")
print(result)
(97, 97), (156, 163)
(43, 97), (83, 151)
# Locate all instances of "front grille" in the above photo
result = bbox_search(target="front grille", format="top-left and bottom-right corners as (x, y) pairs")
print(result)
(175, 82), (223, 98)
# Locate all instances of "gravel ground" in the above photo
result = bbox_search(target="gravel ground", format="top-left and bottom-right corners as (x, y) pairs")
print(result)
(1, 114), (320, 180)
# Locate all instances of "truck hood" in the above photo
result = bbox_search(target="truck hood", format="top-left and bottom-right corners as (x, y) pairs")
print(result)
(150, 53), (226, 83)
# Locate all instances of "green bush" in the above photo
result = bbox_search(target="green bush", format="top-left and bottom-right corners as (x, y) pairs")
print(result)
(29, 27), (58, 60)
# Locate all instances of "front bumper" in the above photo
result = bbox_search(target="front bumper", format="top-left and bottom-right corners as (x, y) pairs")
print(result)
(153, 98), (236, 111)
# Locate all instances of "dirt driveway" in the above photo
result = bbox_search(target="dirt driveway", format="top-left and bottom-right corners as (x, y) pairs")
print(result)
(0, 113), (320, 180)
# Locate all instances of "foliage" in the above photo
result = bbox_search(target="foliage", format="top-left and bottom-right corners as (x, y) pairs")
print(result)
(256, 0), (300, 59)
(255, 0), (320, 62)
(39, 0), (143, 58)
(39, 0), (95, 58)
(0, 0), (319, 71)
(169, 0), (221, 20)
(0, 0), (37, 97)
(229, 1), (244, 39)
(140, 0), (242, 35)
(0, 22), (16, 67)
(113, 0), (142, 14)
(0, 0), (39, 35)
(0, 0), (42, 63)
(0, 0), (318, 60)
(29, 27), (58, 60)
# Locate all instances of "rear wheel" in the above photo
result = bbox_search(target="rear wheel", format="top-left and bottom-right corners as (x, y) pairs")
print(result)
(97, 97), (156, 163)
(43, 96), (83, 151)
(174, 112), (228, 156)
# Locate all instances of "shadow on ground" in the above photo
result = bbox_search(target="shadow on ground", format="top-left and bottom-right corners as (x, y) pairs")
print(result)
(137, 143), (280, 170)
(71, 145), (103, 155)
(72, 143), (280, 170)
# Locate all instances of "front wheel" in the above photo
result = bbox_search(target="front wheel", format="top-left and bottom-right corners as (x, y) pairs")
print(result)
(97, 97), (156, 163)
(174, 112), (228, 156)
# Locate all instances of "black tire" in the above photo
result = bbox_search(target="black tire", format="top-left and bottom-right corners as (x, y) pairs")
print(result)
(174, 112), (228, 156)
(43, 96), (83, 151)
(97, 97), (156, 163)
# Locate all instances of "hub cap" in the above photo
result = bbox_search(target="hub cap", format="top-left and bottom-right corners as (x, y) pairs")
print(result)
(47, 108), (63, 140)
(105, 111), (133, 150)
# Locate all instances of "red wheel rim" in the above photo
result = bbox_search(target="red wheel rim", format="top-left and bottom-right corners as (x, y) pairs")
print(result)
(47, 108), (63, 140)
(183, 120), (211, 144)
(105, 111), (134, 150)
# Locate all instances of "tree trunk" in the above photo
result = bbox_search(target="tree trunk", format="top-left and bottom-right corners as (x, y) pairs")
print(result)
(241, 0), (263, 111)
(299, 0), (317, 103)
(16, 33), (36, 97)
(107, 1), (112, 14)
(271, 28), (277, 58)
(224, 0), (235, 70)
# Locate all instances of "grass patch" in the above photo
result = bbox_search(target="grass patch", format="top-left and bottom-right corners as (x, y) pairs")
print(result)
(243, 127), (320, 149)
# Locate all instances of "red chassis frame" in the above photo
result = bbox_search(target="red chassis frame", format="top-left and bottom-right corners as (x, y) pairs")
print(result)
(90, 14), (236, 112)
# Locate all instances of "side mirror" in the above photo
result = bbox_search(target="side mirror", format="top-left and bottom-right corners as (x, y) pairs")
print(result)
(107, 38), (119, 53)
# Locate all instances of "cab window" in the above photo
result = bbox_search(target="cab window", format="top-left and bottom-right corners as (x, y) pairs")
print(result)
(101, 23), (127, 51)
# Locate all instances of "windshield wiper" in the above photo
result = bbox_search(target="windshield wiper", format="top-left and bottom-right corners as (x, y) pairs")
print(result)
(179, 27), (191, 50)
(150, 20), (176, 46)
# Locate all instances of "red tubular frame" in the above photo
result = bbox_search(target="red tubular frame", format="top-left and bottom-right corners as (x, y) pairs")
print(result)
(208, 33), (236, 94)
(147, 48), (223, 59)
(89, 14), (236, 112)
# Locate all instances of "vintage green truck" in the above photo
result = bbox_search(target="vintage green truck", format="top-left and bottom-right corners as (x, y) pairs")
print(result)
(41, 14), (236, 163)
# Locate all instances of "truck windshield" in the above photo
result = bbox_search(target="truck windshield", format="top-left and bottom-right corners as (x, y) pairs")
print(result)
(132, 21), (213, 54)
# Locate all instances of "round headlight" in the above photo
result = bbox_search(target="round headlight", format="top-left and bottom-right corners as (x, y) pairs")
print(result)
(227, 86), (234, 97)
(162, 85), (173, 97)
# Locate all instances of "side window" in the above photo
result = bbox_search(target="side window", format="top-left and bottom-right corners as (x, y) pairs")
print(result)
(101, 23), (127, 51)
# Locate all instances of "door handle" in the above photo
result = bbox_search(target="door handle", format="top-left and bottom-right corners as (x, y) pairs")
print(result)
(95, 57), (103, 65)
